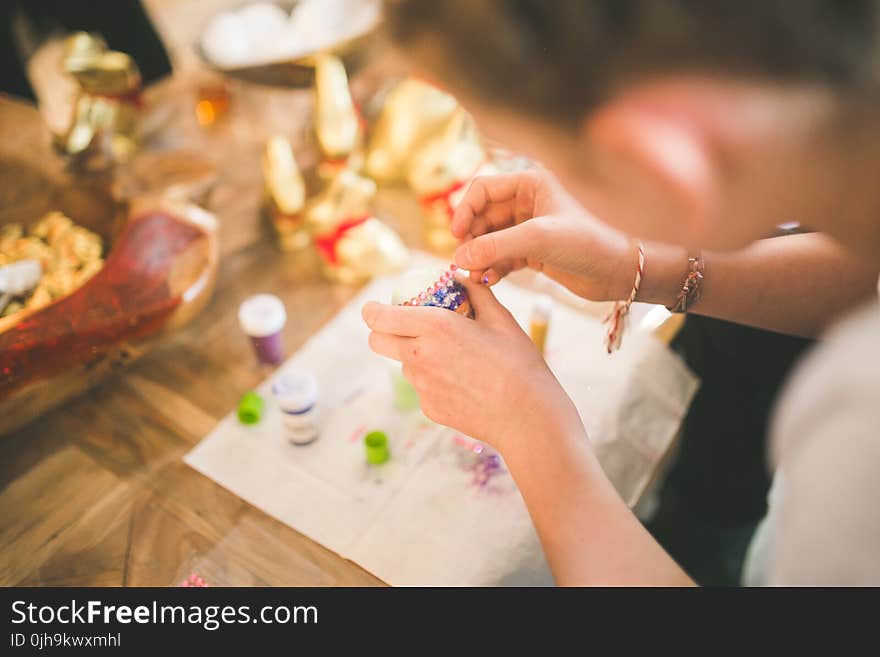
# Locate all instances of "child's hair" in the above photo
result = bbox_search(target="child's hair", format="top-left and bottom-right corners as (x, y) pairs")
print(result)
(386, 0), (880, 128)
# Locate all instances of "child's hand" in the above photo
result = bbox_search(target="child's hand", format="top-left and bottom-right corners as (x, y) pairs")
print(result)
(452, 168), (639, 301)
(362, 276), (582, 453)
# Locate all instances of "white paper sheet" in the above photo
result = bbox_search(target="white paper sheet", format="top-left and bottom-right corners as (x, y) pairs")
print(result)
(185, 254), (698, 585)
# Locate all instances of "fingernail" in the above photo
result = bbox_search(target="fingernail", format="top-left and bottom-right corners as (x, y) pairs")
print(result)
(482, 274), (490, 285)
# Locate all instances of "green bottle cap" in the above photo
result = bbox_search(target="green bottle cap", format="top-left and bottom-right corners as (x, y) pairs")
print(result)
(364, 430), (390, 465)
(238, 391), (264, 425)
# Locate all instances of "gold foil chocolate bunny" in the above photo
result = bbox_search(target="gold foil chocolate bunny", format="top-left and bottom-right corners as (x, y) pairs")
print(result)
(408, 108), (498, 254)
(56, 32), (143, 169)
(313, 54), (363, 179)
(306, 170), (408, 284)
(262, 135), (309, 251)
(364, 78), (460, 184)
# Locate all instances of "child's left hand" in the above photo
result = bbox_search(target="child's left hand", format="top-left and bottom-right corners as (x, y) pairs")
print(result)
(362, 276), (581, 454)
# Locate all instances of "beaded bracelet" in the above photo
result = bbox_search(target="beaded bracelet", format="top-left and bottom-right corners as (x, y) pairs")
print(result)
(667, 253), (704, 314)
(604, 241), (645, 353)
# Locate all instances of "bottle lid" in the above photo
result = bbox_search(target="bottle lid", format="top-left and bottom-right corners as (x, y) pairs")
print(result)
(237, 391), (265, 425)
(272, 369), (318, 412)
(364, 430), (390, 465)
(238, 294), (286, 337)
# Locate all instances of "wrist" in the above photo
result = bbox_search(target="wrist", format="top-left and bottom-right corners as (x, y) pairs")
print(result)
(497, 377), (589, 465)
(501, 398), (601, 492)
(635, 242), (690, 308)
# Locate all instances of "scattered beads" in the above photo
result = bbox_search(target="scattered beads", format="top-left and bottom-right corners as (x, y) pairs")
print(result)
(452, 434), (506, 488)
(181, 573), (209, 587)
(468, 452), (504, 487)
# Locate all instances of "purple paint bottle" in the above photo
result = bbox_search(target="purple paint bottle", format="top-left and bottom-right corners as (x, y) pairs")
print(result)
(238, 294), (286, 365)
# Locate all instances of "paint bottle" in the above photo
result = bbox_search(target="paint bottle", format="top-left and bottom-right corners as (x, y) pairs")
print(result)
(529, 294), (553, 356)
(272, 369), (320, 445)
(238, 294), (286, 365)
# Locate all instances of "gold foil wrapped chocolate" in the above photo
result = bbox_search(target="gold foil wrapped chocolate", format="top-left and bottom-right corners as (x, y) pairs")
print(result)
(262, 135), (309, 251)
(0, 211), (104, 318)
(313, 54), (362, 178)
(408, 109), (498, 254)
(365, 78), (460, 184)
(306, 170), (408, 284)
(56, 32), (143, 168)
(63, 32), (109, 71)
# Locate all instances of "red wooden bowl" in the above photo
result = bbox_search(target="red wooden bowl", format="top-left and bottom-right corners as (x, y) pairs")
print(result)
(0, 95), (220, 436)
(0, 198), (217, 436)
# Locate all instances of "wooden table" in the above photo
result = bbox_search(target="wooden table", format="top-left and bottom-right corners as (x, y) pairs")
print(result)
(0, 78), (394, 585)
(0, 66), (682, 585)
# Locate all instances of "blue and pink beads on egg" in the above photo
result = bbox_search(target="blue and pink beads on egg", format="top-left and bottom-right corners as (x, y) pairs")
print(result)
(399, 264), (474, 318)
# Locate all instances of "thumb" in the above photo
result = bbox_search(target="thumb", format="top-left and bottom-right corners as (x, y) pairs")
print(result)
(454, 271), (509, 320)
(454, 219), (547, 272)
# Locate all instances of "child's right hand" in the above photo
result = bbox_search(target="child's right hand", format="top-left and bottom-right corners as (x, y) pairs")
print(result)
(451, 168), (640, 302)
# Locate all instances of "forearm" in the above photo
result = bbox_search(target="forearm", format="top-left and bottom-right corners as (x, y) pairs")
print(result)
(637, 233), (878, 338)
(502, 404), (694, 586)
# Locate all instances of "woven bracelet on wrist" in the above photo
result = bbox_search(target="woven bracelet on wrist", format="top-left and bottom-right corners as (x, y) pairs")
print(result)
(667, 253), (704, 314)
(604, 241), (645, 353)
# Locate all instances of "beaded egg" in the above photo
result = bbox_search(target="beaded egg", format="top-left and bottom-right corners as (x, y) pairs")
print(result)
(391, 265), (474, 318)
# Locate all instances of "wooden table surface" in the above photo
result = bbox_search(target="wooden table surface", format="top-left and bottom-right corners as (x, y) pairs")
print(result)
(0, 77), (393, 585)
(0, 52), (683, 585)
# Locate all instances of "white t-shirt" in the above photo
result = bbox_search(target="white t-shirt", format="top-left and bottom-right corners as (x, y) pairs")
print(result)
(743, 300), (880, 585)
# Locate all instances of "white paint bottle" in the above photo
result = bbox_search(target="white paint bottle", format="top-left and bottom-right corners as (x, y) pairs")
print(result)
(272, 369), (320, 445)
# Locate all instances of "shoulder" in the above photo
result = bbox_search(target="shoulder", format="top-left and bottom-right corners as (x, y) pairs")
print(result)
(767, 303), (880, 585)
(772, 302), (880, 465)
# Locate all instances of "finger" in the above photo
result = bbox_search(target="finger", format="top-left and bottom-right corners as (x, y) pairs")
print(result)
(466, 201), (525, 239)
(367, 331), (411, 361)
(470, 267), (500, 286)
(454, 220), (545, 272)
(450, 172), (538, 238)
(362, 302), (436, 337)
(469, 257), (528, 286)
(455, 272), (507, 319)
(487, 255), (531, 283)
(469, 267), (487, 284)
(480, 267), (504, 285)
(465, 215), (492, 239)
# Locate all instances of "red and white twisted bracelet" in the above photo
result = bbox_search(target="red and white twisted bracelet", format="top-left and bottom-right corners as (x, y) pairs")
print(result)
(604, 241), (645, 353)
